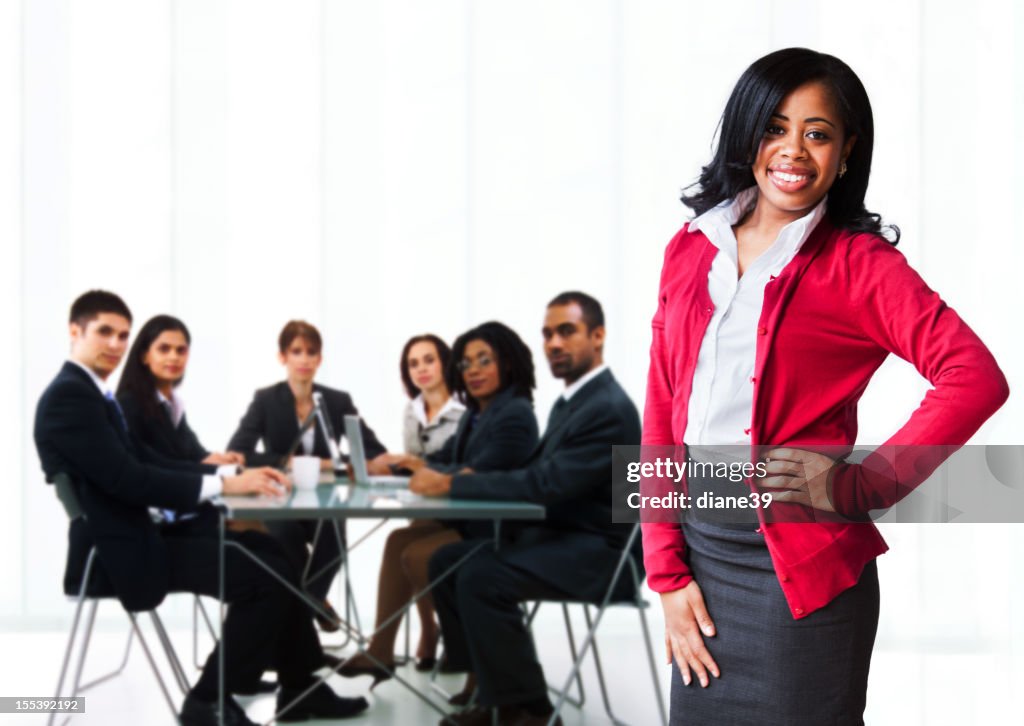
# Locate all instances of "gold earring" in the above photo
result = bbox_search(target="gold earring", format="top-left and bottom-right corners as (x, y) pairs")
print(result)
(838, 161), (848, 178)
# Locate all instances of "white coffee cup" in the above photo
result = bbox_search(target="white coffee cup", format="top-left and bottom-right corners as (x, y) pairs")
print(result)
(292, 456), (321, 491)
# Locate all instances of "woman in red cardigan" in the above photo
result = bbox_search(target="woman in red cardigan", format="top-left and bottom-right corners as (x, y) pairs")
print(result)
(643, 48), (1008, 725)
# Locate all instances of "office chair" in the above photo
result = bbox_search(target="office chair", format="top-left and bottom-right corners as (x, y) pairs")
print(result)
(533, 523), (667, 726)
(49, 473), (190, 725)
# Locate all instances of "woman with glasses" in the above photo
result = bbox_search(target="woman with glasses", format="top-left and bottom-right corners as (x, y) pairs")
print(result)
(338, 321), (538, 688)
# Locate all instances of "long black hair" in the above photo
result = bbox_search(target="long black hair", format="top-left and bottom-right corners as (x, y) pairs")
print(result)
(116, 314), (191, 422)
(399, 334), (453, 399)
(448, 322), (535, 411)
(682, 47), (899, 244)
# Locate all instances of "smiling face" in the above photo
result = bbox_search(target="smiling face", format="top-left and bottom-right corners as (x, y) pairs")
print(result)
(279, 336), (322, 384)
(459, 339), (500, 406)
(70, 313), (131, 380)
(143, 330), (190, 388)
(751, 80), (856, 224)
(406, 340), (445, 394)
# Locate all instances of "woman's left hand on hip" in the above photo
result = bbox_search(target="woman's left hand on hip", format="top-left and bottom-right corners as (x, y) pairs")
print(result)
(759, 447), (837, 512)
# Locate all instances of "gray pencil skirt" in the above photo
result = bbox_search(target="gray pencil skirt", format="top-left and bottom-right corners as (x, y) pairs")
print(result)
(669, 514), (879, 726)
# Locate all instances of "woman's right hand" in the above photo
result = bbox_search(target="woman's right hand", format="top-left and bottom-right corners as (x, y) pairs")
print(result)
(660, 581), (720, 687)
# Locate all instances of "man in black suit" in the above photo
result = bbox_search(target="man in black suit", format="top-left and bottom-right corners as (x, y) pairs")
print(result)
(412, 292), (642, 726)
(34, 291), (369, 726)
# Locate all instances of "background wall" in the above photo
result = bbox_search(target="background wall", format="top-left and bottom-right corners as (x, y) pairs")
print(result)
(2, 1), (1021, 723)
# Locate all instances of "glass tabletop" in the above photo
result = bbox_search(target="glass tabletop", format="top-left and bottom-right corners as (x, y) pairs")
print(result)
(220, 478), (546, 521)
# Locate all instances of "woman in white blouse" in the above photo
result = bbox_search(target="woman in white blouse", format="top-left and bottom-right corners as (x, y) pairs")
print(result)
(396, 334), (465, 458)
(363, 334), (465, 677)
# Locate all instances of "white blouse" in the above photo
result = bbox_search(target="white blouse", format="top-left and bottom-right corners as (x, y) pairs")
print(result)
(402, 394), (466, 456)
(683, 187), (826, 448)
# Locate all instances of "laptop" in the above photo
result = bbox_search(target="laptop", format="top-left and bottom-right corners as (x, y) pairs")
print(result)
(344, 414), (410, 486)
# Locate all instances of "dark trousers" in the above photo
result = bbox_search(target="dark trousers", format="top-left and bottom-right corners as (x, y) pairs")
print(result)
(266, 519), (344, 602)
(429, 539), (565, 707)
(162, 517), (323, 697)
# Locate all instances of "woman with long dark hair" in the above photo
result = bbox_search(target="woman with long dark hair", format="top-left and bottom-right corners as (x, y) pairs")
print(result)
(116, 314), (243, 466)
(366, 333), (465, 670)
(642, 48), (1007, 724)
(338, 321), (538, 688)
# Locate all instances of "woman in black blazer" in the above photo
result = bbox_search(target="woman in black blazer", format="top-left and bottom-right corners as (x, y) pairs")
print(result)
(339, 321), (538, 686)
(116, 315), (244, 467)
(227, 320), (386, 633)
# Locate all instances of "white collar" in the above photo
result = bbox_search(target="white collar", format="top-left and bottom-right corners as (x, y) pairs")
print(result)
(69, 359), (112, 397)
(157, 388), (185, 426)
(412, 393), (465, 426)
(688, 187), (826, 262)
(561, 364), (608, 402)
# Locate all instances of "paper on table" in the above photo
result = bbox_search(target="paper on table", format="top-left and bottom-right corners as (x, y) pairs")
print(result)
(372, 498), (403, 509)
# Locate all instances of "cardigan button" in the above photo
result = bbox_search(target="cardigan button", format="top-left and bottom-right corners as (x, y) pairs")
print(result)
(757, 326), (767, 335)
(780, 574), (789, 582)
(794, 607), (804, 616)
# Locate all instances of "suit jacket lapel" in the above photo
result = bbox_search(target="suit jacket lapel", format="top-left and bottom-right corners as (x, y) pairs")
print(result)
(277, 383), (304, 451)
(63, 363), (134, 448)
(538, 369), (612, 455)
(462, 387), (516, 457)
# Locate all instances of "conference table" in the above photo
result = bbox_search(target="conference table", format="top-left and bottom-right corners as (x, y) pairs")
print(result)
(215, 477), (546, 725)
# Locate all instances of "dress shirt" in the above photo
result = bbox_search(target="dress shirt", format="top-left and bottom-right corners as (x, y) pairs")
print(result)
(683, 187), (826, 446)
(299, 421), (315, 455)
(68, 360), (224, 501)
(561, 363), (608, 402)
(156, 388), (185, 428)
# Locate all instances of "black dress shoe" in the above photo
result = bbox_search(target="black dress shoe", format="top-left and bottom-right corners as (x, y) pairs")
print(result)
(180, 692), (258, 726)
(233, 678), (278, 696)
(276, 682), (370, 722)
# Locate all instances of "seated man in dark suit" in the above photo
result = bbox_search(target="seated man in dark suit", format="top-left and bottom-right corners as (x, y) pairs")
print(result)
(34, 290), (369, 726)
(410, 291), (642, 726)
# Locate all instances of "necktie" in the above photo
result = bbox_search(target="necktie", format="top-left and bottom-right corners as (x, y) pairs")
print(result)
(547, 396), (569, 430)
(105, 391), (128, 431)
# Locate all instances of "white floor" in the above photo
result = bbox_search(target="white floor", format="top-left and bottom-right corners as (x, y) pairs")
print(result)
(4, 522), (1020, 725)
(1, 610), (1020, 726)
(0, 605), (668, 726)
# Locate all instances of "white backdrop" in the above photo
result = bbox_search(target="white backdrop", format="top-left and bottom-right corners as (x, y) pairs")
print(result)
(2, 1), (1022, 723)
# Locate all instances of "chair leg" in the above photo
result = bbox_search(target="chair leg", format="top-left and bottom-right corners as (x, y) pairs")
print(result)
(67, 600), (100, 699)
(193, 595), (217, 670)
(48, 594), (92, 726)
(127, 613), (182, 723)
(150, 611), (191, 696)
(583, 605), (627, 726)
(545, 603), (585, 709)
(637, 599), (668, 726)
(77, 621), (134, 692)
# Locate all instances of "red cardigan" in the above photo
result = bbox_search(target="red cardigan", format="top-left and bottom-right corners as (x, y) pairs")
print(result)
(642, 218), (1009, 618)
